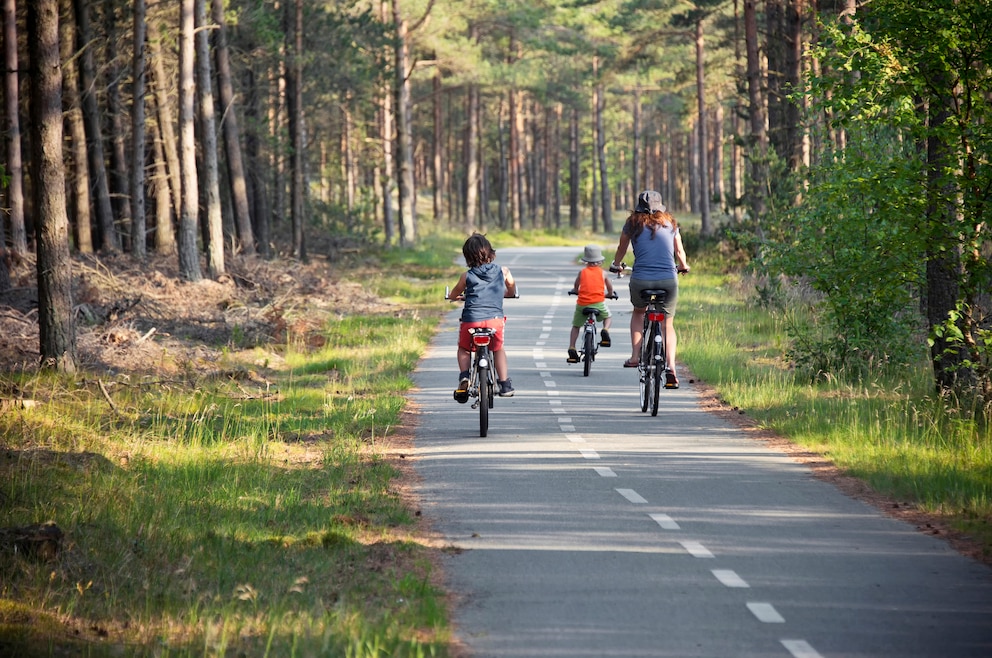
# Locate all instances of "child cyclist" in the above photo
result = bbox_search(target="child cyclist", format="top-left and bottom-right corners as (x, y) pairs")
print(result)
(567, 245), (615, 363)
(447, 233), (517, 401)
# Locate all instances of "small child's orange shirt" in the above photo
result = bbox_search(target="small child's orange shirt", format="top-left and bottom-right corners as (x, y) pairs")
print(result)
(576, 266), (606, 306)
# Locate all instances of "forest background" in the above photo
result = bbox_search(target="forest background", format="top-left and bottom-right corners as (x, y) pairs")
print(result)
(0, 0), (990, 655)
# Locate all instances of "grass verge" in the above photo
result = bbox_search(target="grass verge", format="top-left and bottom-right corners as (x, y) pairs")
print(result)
(677, 257), (992, 562)
(0, 241), (463, 657)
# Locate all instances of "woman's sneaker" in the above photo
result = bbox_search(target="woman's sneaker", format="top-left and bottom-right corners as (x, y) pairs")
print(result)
(498, 379), (515, 397)
(453, 372), (471, 403)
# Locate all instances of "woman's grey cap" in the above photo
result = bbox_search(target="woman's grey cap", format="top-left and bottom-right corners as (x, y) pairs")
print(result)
(581, 245), (605, 263)
(635, 190), (666, 213)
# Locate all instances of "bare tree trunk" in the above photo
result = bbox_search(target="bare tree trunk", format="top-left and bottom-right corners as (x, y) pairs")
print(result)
(130, 0), (147, 259)
(60, 0), (93, 254)
(29, 0), (76, 372)
(508, 87), (521, 229)
(243, 60), (270, 258)
(2, 0), (27, 254)
(74, 0), (119, 252)
(379, 1), (396, 245)
(343, 103), (356, 211)
(104, 0), (132, 247)
(594, 57), (612, 232)
(552, 102), (562, 228)
(286, 0), (306, 260)
(695, 19), (711, 236)
(464, 77), (479, 232)
(148, 20), (183, 231)
(744, 0), (768, 227)
(393, 0), (416, 245)
(196, 0), (224, 276)
(632, 85), (641, 196)
(569, 105), (580, 229)
(212, 0), (254, 255)
(177, 0), (202, 280)
(432, 66), (443, 222)
(713, 99), (725, 212)
(785, 0), (804, 173)
(150, 130), (174, 254)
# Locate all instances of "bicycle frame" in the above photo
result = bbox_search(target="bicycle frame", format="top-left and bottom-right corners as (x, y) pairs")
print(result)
(578, 308), (600, 377)
(467, 327), (497, 437)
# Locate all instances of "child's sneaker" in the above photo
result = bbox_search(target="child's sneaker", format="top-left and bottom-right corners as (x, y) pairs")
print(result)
(498, 379), (515, 397)
(599, 329), (611, 347)
(453, 371), (470, 403)
(566, 348), (579, 363)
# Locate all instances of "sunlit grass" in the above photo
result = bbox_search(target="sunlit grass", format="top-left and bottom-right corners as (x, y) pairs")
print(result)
(679, 263), (992, 556)
(0, 261), (453, 656)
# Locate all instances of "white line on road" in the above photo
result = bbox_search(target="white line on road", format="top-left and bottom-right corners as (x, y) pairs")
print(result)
(560, 424), (576, 432)
(649, 513), (680, 530)
(557, 417), (572, 423)
(679, 540), (714, 558)
(781, 639), (823, 658)
(747, 602), (785, 623)
(565, 434), (585, 443)
(579, 449), (600, 459)
(616, 488), (648, 504)
(593, 467), (616, 477)
(712, 569), (749, 588)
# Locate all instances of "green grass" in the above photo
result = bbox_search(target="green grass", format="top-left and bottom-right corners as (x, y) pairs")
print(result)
(678, 260), (992, 557)
(0, 252), (459, 656)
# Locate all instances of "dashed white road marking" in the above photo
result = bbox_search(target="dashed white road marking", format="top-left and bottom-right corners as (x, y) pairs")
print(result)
(712, 569), (749, 588)
(747, 602), (785, 623)
(593, 467), (616, 477)
(679, 540), (714, 558)
(579, 449), (600, 459)
(565, 434), (585, 443)
(546, 390), (559, 396)
(616, 488), (648, 504)
(781, 639), (823, 658)
(540, 371), (552, 378)
(560, 424), (576, 432)
(544, 380), (557, 387)
(557, 416), (572, 423)
(535, 362), (548, 368)
(649, 513), (680, 530)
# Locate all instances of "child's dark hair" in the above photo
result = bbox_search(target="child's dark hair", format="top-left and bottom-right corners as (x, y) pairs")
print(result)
(462, 233), (496, 268)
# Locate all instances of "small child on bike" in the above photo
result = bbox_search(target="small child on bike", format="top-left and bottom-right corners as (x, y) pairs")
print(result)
(567, 245), (615, 363)
(447, 233), (517, 402)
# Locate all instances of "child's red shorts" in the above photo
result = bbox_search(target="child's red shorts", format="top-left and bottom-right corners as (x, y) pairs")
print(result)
(458, 317), (506, 351)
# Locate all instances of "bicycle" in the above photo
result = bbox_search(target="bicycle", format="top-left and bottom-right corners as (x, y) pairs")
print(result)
(446, 287), (519, 437)
(567, 289), (619, 377)
(637, 289), (669, 417)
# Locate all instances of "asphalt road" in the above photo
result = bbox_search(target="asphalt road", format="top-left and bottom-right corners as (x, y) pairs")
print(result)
(412, 246), (992, 658)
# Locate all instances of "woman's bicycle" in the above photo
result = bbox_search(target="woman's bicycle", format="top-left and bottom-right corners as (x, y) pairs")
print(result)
(446, 287), (519, 437)
(637, 289), (670, 417)
(567, 290), (619, 377)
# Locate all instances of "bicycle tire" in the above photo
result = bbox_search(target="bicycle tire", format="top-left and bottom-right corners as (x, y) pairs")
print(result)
(650, 328), (662, 416)
(478, 364), (489, 437)
(639, 317), (651, 412)
(583, 328), (594, 377)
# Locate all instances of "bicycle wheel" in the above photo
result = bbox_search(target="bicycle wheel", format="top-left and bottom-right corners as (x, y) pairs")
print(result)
(639, 321), (651, 412)
(583, 328), (594, 377)
(478, 364), (489, 437)
(650, 327), (662, 417)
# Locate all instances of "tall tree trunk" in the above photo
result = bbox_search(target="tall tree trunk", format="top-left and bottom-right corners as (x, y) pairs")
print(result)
(379, 1), (396, 245)
(60, 0), (93, 254)
(74, 0), (119, 252)
(393, 0), (416, 245)
(766, 0), (786, 163)
(552, 102), (562, 227)
(243, 61), (270, 258)
(2, 0), (27, 254)
(150, 130), (175, 254)
(497, 98), (508, 228)
(594, 58), (612, 232)
(29, 0), (76, 372)
(432, 66), (443, 222)
(784, 0), (804, 173)
(104, 0), (132, 247)
(744, 0), (768, 227)
(148, 20), (183, 233)
(464, 78), (479, 232)
(695, 19), (711, 236)
(508, 87), (521, 229)
(569, 105), (580, 229)
(713, 99), (726, 212)
(287, 0), (306, 260)
(130, 0), (147, 259)
(212, 0), (254, 255)
(177, 0), (202, 280)
(343, 103), (356, 211)
(632, 85), (641, 196)
(196, 0), (224, 277)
